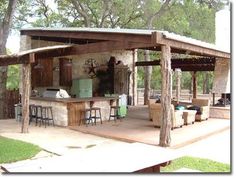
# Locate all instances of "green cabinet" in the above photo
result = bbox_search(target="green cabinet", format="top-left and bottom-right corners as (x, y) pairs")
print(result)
(71, 79), (92, 98)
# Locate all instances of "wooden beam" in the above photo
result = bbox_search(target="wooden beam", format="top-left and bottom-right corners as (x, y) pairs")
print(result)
(152, 32), (230, 59)
(69, 41), (155, 56)
(21, 55), (32, 133)
(21, 30), (152, 44)
(135, 59), (215, 71)
(159, 45), (172, 147)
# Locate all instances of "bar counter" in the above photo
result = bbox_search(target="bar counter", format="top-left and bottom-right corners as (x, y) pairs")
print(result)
(30, 97), (118, 127)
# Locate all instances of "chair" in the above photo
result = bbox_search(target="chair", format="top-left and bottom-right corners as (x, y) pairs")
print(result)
(148, 99), (157, 121)
(149, 103), (184, 130)
(191, 98), (210, 121)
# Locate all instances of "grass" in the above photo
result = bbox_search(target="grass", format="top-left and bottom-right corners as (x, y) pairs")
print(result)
(161, 156), (230, 173)
(0, 136), (41, 164)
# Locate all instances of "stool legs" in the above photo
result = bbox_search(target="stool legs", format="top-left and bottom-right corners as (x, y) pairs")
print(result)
(39, 106), (54, 128)
(109, 106), (120, 122)
(82, 108), (102, 126)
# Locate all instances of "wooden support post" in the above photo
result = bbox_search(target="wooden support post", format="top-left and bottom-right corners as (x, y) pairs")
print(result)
(132, 49), (137, 106)
(21, 54), (33, 133)
(175, 68), (181, 104)
(223, 93), (226, 107)
(192, 71), (197, 99)
(159, 45), (172, 147)
(213, 93), (215, 106)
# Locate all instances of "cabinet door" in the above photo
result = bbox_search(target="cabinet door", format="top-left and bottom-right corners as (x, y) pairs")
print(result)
(31, 58), (53, 87)
(114, 67), (129, 95)
(59, 58), (72, 86)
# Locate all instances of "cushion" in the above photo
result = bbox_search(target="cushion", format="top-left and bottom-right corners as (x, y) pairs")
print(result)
(187, 105), (202, 115)
(175, 105), (185, 110)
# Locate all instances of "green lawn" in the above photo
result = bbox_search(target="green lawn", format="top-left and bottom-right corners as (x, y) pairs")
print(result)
(0, 136), (41, 164)
(161, 156), (231, 173)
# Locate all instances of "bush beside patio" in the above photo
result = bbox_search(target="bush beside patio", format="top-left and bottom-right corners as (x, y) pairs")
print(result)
(0, 136), (41, 164)
(161, 156), (230, 173)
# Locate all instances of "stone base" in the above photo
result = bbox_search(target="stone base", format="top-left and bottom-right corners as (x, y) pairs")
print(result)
(210, 106), (230, 119)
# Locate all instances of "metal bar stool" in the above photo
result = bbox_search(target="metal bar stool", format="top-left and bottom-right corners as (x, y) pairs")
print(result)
(80, 108), (93, 126)
(109, 106), (120, 122)
(29, 104), (37, 124)
(41, 106), (54, 128)
(90, 107), (102, 125)
(35, 105), (43, 126)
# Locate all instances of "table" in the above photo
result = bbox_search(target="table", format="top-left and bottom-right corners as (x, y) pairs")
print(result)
(183, 110), (197, 125)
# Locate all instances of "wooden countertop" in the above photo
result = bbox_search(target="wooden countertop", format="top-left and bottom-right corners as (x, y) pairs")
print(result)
(30, 96), (118, 103)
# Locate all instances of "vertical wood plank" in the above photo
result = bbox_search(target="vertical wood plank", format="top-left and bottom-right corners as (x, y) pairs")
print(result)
(21, 54), (33, 133)
(159, 45), (172, 147)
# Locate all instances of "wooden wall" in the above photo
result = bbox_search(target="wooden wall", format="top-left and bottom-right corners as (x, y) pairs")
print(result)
(31, 58), (53, 88)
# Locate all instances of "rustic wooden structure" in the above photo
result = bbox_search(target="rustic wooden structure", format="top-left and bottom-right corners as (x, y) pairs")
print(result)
(0, 28), (230, 144)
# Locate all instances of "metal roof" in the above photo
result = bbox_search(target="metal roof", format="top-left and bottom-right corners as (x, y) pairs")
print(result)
(21, 27), (230, 54)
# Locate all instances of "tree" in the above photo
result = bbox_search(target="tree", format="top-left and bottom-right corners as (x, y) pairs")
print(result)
(142, 0), (172, 105)
(54, 0), (142, 28)
(0, 0), (18, 119)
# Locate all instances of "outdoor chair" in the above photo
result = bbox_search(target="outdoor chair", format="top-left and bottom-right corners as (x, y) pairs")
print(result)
(148, 99), (157, 121)
(149, 103), (184, 130)
(190, 98), (210, 121)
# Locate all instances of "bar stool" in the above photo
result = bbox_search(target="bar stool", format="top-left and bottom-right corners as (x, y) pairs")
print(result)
(80, 108), (93, 126)
(29, 104), (37, 124)
(41, 106), (54, 128)
(90, 107), (102, 125)
(35, 105), (43, 126)
(109, 106), (120, 122)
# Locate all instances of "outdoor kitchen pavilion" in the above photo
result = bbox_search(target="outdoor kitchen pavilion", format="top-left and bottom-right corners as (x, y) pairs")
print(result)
(0, 28), (230, 137)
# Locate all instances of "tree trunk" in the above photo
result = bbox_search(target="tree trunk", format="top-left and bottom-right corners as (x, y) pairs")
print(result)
(21, 62), (31, 133)
(0, 0), (18, 119)
(159, 45), (172, 147)
(192, 71), (197, 98)
(175, 68), (181, 104)
(144, 50), (152, 105)
(203, 72), (209, 94)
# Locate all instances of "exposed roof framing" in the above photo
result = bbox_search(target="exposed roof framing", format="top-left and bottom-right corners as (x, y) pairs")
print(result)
(0, 45), (73, 66)
(21, 28), (230, 59)
(135, 57), (216, 71)
(0, 28), (230, 67)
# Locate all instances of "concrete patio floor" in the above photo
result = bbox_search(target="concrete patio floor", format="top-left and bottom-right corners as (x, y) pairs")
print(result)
(0, 108), (231, 173)
(70, 105), (230, 148)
